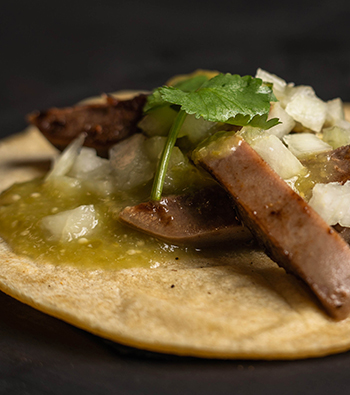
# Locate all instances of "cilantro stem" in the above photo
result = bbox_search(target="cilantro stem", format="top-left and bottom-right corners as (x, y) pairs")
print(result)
(151, 109), (187, 201)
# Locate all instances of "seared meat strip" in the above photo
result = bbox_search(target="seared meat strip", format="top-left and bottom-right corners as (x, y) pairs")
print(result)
(119, 185), (252, 246)
(195, 134), (350, 320)
(27, 94), (147, 157)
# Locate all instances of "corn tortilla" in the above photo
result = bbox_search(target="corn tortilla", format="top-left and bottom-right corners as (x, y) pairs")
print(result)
(1, 98), (350, 360)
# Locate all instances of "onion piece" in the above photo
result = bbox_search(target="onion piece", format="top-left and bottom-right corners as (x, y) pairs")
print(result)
(46, 133), (86, 180)
(255, 68), (288, 102)
(309, 181), (350, 227)
(109, 134), (154, 191)
(41, 205), (98, 242)
(325, 98), (345, 127)
(69, 147), (109, 180)
(323, 120), (350, 149)
(178, 114), (215, 144)
(285, 94), (327, 132)
(240, 127), (304, 179)
(267, 102), (295, 139)
(283, 133), (332, 158)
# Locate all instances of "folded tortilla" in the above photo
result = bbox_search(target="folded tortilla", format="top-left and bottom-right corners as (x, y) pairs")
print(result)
(1, 99), (350, 360)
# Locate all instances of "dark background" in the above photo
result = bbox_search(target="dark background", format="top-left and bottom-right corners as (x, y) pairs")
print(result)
(2, 0), (350, 137)
(2, 1), (350, 394)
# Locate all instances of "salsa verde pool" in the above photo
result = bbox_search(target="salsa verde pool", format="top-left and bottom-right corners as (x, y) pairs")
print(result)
(0, 177), (194, 270)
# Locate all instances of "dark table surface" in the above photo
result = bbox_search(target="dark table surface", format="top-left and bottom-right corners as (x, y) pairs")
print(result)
(2, 1), (350, 393)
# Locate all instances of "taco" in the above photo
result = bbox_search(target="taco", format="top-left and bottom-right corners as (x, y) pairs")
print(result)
(1, 70), (350, 359)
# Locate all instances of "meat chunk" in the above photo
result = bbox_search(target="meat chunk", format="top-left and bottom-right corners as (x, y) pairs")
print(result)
(323, 144), (350, 182)
(301, 144), (350, 185)
(119, 185), (252, 246)
(27, 94), (147, 157)
(195, 134), (350, 320)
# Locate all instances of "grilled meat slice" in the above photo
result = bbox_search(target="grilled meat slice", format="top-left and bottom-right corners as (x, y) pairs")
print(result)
(195, 134), (350, 320)
(119, 185), (252, 246)
(28, 94), (147, 157)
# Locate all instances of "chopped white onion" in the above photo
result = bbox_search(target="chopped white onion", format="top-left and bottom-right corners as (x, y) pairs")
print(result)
(242, 128), (304, 179)
(267, 102), (296, 139)
(309, 181), (350, 227)
(143, 136), (167, 161)
(41, 205), (98, 242)
(285, 94), (327, 132)
(69, 147), (109, 179)
(109, 134), (154, 190)
(46, 133), (86, 180)
(178, 114), (215, 144)
(255, 68), (287, 90)
(286, 85), (316, 101)
(322, 122), (350, 149)
(336, 119), (350, 130)
(283, 133), (332, 158)
(325, 98), (345, 127)
(255, 68), (288, 101)
(257, 70), (338, 135)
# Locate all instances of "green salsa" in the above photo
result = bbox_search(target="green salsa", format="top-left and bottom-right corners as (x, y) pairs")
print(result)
(294, 151), (336, 201)
(0, 177), (194, 270)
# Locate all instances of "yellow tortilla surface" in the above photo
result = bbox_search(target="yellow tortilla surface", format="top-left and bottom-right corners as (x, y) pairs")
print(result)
(1, 100), (350, 360)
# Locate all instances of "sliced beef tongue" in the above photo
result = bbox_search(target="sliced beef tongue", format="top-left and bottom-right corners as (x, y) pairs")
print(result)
(195, 134), (350, 320)
(27, 94), (147, 157)
(119, 185), (252, 246)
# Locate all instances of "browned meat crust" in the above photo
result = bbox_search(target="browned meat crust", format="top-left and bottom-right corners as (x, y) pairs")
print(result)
(118, 185), (252, 246)
(27, 94), (147, 157)
(197, 135), (350, 320)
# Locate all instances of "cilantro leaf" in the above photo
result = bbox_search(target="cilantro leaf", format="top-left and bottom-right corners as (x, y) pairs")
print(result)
(172, 74), (209, 92)
(144, 74), (209, 113)
(147, 73), (278, 130)
(143, 89), (165, 113)
(148, 72), (280, 200)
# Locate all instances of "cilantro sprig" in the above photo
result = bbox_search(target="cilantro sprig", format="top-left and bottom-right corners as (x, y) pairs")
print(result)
(148, 73), (279, 201)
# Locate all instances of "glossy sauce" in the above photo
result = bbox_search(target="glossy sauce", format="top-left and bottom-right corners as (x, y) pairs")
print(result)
(295, 152), (335, 201)
(0, 178), (194, 270)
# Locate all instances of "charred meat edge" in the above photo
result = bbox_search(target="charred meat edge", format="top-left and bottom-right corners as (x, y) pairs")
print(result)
(27, 94), (147, 157)
(118, 185), (252, 246)
(196, 134), (350, 320)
